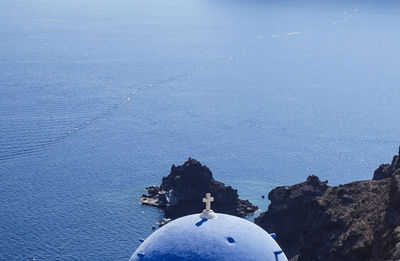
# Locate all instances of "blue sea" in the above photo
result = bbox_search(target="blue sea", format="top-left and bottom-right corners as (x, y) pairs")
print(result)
(1, 0), (400, 259)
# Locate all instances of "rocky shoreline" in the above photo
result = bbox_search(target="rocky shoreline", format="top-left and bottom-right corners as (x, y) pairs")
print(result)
(141, 158), (258, 219)
(255, 147), (400, 261)
(141, 148), (400, 260)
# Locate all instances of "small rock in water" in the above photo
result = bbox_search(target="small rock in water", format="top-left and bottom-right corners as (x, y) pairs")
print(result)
(157, 218), (172, 227)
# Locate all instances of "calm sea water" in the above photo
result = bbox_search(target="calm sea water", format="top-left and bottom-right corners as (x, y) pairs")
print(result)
(1, 0), (400, 259)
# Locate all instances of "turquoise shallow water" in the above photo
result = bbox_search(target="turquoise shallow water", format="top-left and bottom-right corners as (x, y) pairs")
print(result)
(1, 0), (400, 259)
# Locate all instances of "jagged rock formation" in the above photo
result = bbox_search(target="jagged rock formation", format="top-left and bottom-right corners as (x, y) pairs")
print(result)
(255, 148), (400, 261)
(373, 146), (400, 180)
(255, 176), (330, 259)
(371, 173), (400, 261)
(142, 158), (258, 219)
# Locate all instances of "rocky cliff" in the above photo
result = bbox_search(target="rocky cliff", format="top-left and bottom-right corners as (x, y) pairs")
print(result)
(373, 147), (400, 180)
(255, 147), (400, 261)
(142, 158), (258, 219)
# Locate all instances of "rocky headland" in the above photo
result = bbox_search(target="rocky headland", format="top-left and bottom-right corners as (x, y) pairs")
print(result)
(142, 148), (400, 260)
(141, 158), (258, 219)
(373, 147), (400, 180)
(255, 147), (400, 261)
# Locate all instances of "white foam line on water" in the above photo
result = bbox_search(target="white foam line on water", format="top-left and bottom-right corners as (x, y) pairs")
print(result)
(264, 7), (358, 41)
(2, 7), (360, 161)
(0, 54), (240, 161)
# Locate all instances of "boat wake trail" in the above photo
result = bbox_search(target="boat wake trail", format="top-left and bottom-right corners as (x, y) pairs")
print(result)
(0, 55), (238, 162)
(0, 7), (359, 162)
(255, 8), (358, 40)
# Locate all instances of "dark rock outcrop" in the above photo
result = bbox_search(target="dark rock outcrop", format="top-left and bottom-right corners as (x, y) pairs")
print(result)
(371, 173), (400, 261)
(255, 176), (329, 259)
(373, 146), (400, 180)
(255, 148), (400, 261)
(142, 158), (258, 219)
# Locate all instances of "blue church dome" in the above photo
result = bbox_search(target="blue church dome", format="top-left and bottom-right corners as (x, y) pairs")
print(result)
(130, 194), (288, 261)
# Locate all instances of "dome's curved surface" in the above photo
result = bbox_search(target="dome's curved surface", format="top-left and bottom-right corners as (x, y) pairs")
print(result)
(130, 213), (288, 261)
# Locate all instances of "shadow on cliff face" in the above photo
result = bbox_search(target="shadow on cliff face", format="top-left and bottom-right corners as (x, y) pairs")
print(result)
(255, 147), (400, 261)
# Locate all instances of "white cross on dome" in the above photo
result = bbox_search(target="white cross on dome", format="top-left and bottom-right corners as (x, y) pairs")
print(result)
(200, 193), (217, 219)
(202, 193), (214, 211)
